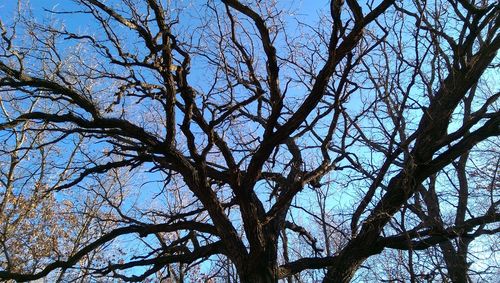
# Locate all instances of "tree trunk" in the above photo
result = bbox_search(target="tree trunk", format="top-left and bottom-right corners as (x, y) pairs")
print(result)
(321, 234), (382, 283)
(322, 260), (363, 283)
(440, 240), (470, 283)
(236, 247), (280, 283)
(238, 265), (278, 283)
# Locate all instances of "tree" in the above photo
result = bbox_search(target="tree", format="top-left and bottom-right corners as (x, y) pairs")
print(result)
(0, 0), (498, 282)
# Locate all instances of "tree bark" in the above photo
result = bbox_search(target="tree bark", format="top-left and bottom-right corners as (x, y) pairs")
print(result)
(322, 258), (363, 283)
(238, 262), (279, 283)
(440, 240), (470, 283)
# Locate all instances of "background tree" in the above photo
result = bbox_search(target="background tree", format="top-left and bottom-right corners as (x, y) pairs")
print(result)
(0, 0), (498, 282)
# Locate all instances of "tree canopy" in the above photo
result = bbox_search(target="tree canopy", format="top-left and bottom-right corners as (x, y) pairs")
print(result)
(0, 0), (499, 282)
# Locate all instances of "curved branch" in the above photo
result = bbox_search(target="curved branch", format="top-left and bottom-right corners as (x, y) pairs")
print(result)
(377, 212), (500, 250)
(0, 221), (217, 282)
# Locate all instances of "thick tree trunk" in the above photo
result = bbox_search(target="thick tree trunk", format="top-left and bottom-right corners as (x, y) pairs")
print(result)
(322, 257), (364, 283)
(322, 225), (385, 283)
(238, 263), (278, 283)
(236, 244), (280, 283)
(440, 240), (470, 283)
(239, 269), (277, 283)
(323, 267), (359, 283)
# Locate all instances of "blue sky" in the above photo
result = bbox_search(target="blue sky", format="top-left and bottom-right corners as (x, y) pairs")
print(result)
(3, 1), (498, 281)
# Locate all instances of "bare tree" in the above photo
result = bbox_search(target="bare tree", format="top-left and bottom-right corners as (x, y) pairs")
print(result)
(0, 0), (498, 282)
